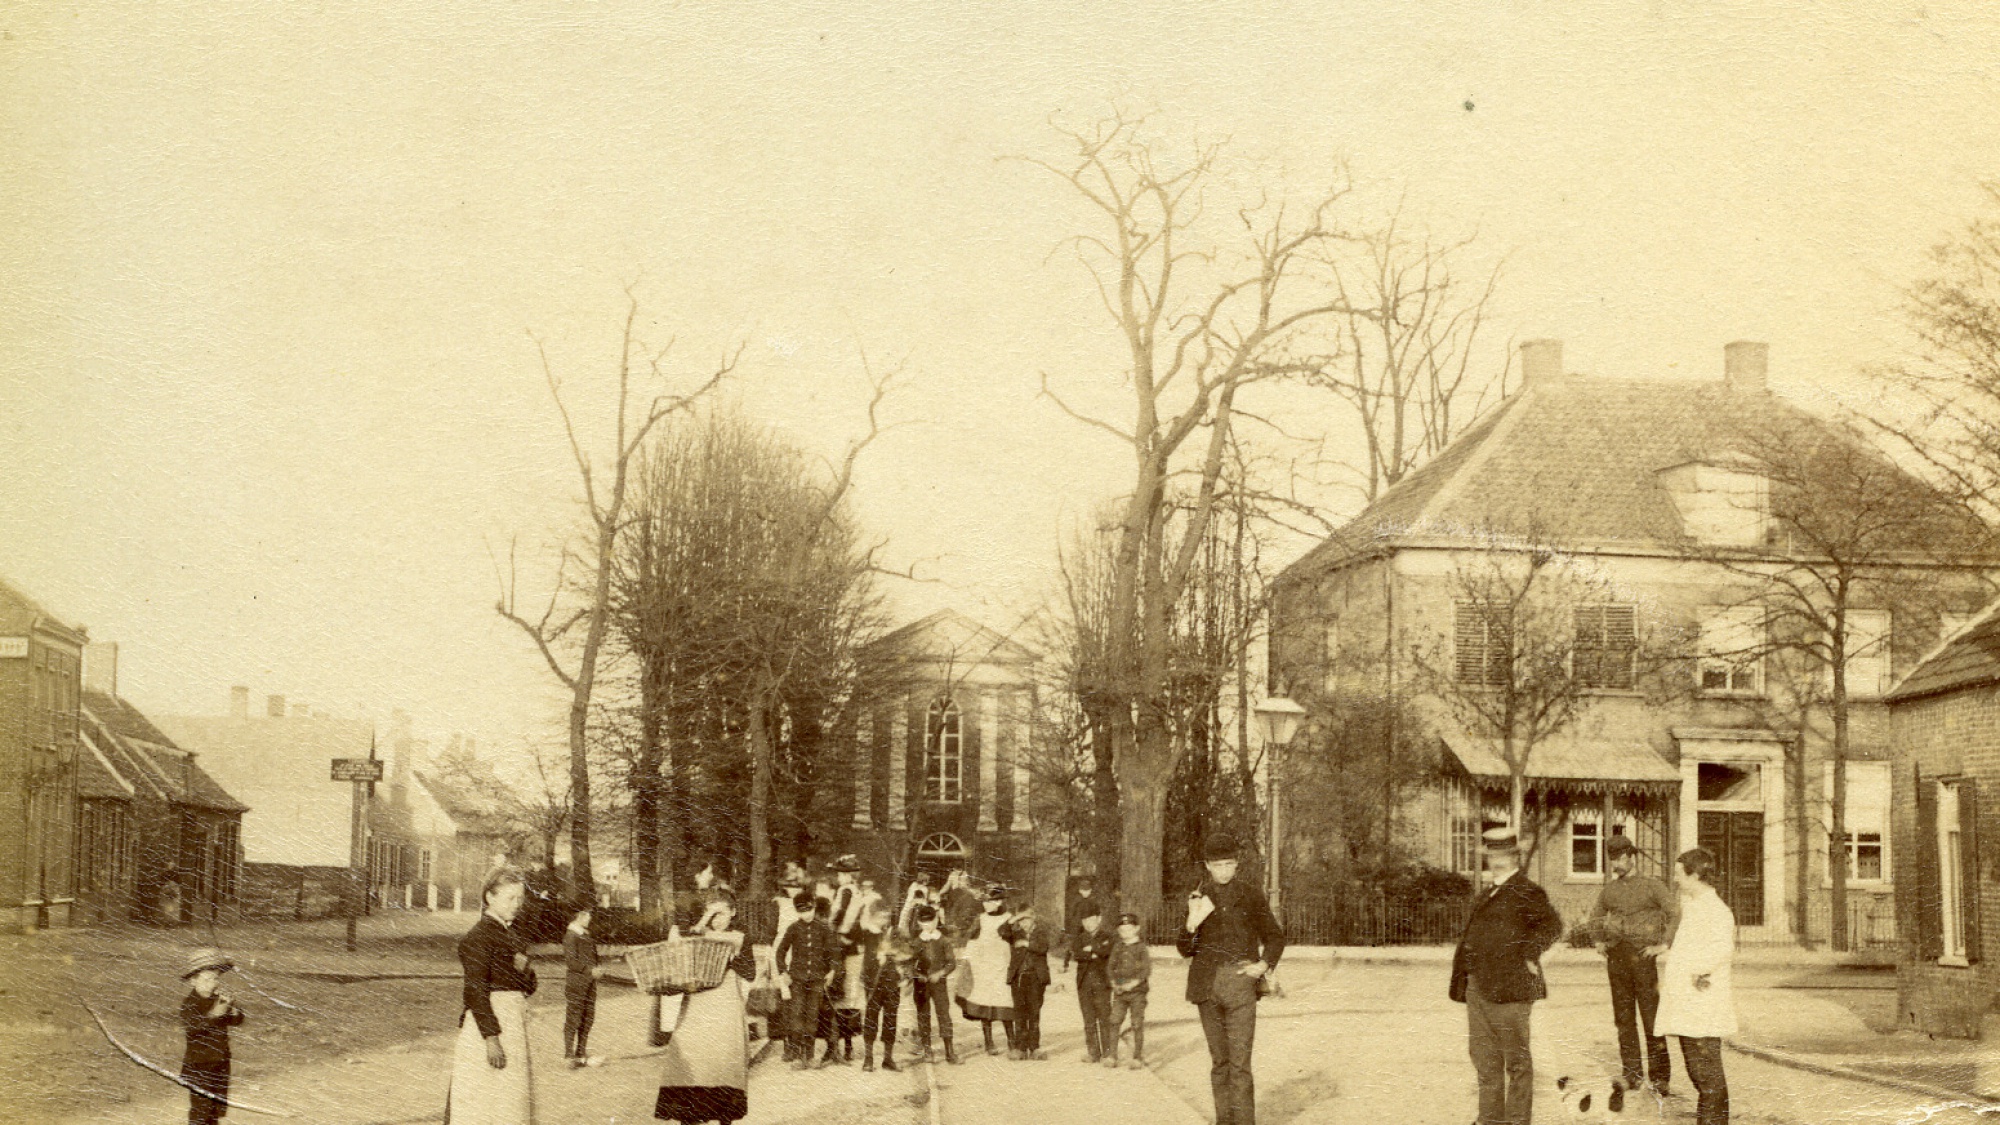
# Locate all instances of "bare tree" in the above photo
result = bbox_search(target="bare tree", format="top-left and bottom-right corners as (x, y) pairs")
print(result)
(1305, 215), (1508, 501)
(1031, 113), (1362, 916)
(1409, 529), (1675, 857)
(496, 294), (734, 899)
(1685, 416), (1990, 949)
(1877, 182), (2000, 523)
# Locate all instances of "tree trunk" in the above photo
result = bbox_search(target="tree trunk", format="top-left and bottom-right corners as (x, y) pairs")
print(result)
(1118, 765), (1169, 924)
(635, 661), (664, 915)
(1790, 730), (1812, 946)
(1830, 688), (1851, 953)
(748, 697), (775, 906)
(1089, 711), (1121, 898)
(566, 687), (595, 898)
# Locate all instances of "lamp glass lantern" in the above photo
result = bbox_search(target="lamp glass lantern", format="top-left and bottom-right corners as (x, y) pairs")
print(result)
(1254, 696), (1306, 748)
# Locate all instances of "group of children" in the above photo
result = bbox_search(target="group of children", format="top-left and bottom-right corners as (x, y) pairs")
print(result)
(769, 858), (1154, 1073)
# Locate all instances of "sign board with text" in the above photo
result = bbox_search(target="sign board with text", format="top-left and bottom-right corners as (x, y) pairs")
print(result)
(0, 638), (27, 659)
(330, 758), (384, 783)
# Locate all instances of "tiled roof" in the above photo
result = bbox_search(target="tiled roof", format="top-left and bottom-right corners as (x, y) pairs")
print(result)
(1886, 600), (2000, 703)
(1281, 375), (1984, 581)
(81, 691), (248, 813)
(77, 737), (134, 801)
(413, 770), (514, 836)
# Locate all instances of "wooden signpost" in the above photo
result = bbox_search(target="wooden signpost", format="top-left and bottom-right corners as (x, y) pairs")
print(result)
(331, 757), (383, 951)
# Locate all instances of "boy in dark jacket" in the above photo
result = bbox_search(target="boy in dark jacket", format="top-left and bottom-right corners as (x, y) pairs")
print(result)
(859, 895), (906, 1072)
(563, 901), (603, 1067)
(777, 894), (844, 1069)
(1071, 901), (1116, 1063)
(999, 905), (1051, 1060)
(1107, 911), (1151, 1068)
(180, 948), (244, 1125)
(909, 904), (962, 1064)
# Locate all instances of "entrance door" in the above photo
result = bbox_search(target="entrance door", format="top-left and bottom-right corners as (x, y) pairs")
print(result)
(1697, 811), (1764, 926)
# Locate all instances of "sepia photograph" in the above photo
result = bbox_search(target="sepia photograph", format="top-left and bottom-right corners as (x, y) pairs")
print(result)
(7, 3), (2000, 1123)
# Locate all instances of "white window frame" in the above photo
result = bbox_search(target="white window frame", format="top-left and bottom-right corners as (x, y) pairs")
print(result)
(1569, 815), (1605, 881)
(924, 698), (964, 805)
(1698, 605), (1765, 696)
(1682, 466), (1770, 547)
(1939, 781), (1969, 965)
(1823, 761), (1891, 887)
(1841, 610), (1893, 700)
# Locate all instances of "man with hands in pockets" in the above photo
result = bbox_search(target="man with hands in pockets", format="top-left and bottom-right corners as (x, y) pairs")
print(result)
(1177, 834), (1286, 1125)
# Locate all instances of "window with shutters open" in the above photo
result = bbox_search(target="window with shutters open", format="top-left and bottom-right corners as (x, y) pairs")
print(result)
(1574, 604), (1638, 690)
(1454, 601), (1512, 687)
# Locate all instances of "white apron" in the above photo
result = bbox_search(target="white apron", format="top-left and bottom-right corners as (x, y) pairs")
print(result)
(657, 969), (750, 1091)
(1655, 888), (1739, 1038)
(447, 991), (533, 1125)
(962, 912), (1016, 1014)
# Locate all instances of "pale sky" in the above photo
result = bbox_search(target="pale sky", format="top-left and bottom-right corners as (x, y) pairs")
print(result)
(5, 2), (1999, 759)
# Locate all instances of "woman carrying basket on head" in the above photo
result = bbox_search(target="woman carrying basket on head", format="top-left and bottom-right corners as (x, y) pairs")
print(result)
(651, 894), (758, 1125)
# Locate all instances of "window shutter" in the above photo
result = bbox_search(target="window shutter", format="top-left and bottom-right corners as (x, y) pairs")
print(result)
(1963, 780), (1982, 964)
(1915, 765), (1944, 962)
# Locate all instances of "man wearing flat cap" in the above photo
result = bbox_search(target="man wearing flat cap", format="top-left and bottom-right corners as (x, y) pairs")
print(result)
(1588, 832), (1678, 1097)
(1178, 833), (1285, 1125)
(1450, 826), (1564, 1125)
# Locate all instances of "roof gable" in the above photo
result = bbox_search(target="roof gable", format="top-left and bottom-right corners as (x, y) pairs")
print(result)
(1887, 599), (2000, 703)
(82, 691), (248, 813)
(863, 609), (1039, 666)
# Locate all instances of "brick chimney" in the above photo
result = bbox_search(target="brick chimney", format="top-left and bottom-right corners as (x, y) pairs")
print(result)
(1519, 339), (1564, 386)
(84, 642), (118, 697)
(267, 694), (286, 718)
(1724, 341), (1768, 393)
(230, 685), (250, 717)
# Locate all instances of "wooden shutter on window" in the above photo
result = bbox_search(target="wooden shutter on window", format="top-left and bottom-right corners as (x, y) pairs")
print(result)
(1915, 764), (1944, 962)
(1963, 780), (1982, 964)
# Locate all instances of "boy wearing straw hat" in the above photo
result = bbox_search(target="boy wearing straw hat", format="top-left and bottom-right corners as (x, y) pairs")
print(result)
(179, 947), (244, 1125)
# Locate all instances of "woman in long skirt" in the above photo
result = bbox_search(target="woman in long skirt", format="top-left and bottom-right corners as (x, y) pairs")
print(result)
(954, 885), (1017, 1056)
(447, 869), (538, 1125)
(654, 896), (759, 1125)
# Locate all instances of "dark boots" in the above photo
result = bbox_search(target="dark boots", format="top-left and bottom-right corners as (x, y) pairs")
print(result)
(881, 1033), (900, 1072)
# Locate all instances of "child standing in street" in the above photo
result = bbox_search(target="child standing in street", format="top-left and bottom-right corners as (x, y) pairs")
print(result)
(180, 947), (244, 1125)
(564, 900), (603, 1068)
(999, 904), (1051, 1060)
(1071, 902), (1116, 1064)
(909, 904), (962, 1065)
(1107, 911), (1151, 1069)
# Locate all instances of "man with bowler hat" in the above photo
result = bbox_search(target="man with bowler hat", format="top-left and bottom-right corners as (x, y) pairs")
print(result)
(1178, 834), (1285, 1125)
(1589, 833), (1678, 1096)
(1450, 825), (1564, 1125)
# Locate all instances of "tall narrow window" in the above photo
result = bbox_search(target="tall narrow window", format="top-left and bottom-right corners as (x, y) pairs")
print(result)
(1842, 610), (1893, 700)
(1940, 781), (1968, 963)
(924, 698), (963, 804)
(1455, 602), (1512, 687)
(1698, 605), (1765, 695)
(1574, 604), (1638, 690)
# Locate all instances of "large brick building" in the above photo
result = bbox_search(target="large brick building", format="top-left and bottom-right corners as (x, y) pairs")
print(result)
(0, 579), (86, 931)
(1270, 340), (1995, 939)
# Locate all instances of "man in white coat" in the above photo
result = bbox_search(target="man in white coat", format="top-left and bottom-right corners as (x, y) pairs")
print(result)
(1655, 847), (1736, 1125)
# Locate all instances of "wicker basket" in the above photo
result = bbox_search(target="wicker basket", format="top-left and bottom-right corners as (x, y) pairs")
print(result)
(627, 937), (734, 995)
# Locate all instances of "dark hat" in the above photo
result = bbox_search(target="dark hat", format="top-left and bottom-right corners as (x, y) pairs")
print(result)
(1202, 835), (1240, 862)
(182, 947), (234, 980)
(792, 890), (815, 912)
(1605, 834), (1641, 858)
(914, 904), (939, 924)
(1078, 899), (1103, 920)
(1075, 874), (1096, 888)
(831, 854), (861, 873)
(983, 884), (1010, 902)
(1481, 826), (1521, 852)
(1117, 911), (1141, 927)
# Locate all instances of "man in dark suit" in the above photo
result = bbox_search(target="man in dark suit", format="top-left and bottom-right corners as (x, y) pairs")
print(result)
(1450, 826), (1565, 1125)
(1177, 834), (1285, 1125)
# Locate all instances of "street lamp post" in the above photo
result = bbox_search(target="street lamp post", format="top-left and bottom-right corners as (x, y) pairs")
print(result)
(1253, 696), (1306, 917)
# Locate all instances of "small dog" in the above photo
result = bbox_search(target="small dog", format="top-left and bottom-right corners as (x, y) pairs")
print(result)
(1555, 1075), (1628, 1121)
